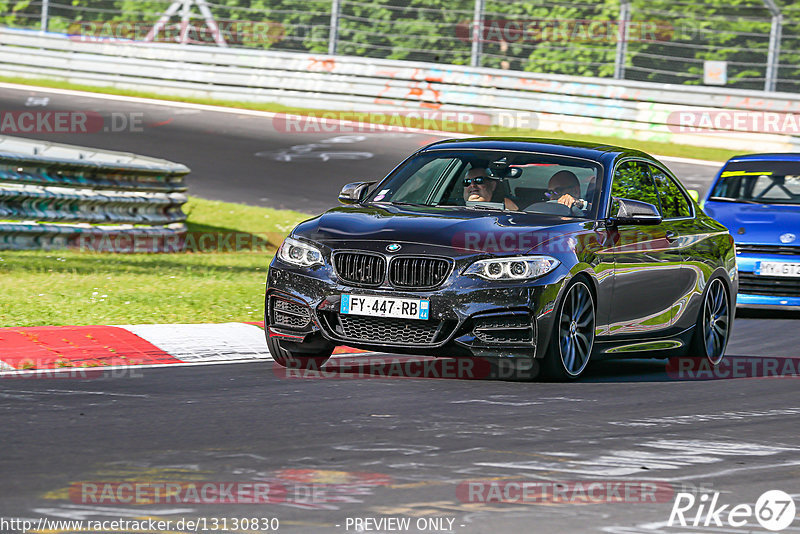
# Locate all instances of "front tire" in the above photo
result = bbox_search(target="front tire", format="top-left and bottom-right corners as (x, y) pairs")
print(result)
(688, 277), (731, 364)
(542, 279), (596, 381)
(266, 332), (332, 370)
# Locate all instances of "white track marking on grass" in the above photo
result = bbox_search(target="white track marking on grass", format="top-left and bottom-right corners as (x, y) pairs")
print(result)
(120, 323), (272, 363)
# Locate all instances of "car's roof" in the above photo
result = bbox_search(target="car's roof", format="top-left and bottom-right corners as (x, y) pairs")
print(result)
(725, 152), (800, 162)
(418, 137), (653, 163)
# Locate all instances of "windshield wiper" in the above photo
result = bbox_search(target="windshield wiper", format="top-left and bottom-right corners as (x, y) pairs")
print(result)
(467, 204), (504, 211)
(387, 201), (427, 206)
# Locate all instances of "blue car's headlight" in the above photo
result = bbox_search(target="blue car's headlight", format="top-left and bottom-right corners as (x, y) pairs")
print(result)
(464, 255), (560, 281)
(278, 237), (324, 267)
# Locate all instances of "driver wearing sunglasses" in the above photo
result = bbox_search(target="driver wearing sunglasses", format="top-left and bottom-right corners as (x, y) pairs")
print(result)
(463, 168), (519, 210)
(545, 170), (589, 211)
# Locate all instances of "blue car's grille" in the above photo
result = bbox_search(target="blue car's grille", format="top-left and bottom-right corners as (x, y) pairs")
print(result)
(739, 273), (800, 297)
(737, 244), (800, 256)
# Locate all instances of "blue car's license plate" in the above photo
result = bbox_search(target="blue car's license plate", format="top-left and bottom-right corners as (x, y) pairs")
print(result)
(756, 261), (800, 277)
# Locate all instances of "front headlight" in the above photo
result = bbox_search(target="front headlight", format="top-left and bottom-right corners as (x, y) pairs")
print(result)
(464, 255), (560, 281)
(278, 237), (324, 267)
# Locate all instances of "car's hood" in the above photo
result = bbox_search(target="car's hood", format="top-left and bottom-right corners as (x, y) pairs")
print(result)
(704, 201), (800, 245)
(294, 204), (583, 254)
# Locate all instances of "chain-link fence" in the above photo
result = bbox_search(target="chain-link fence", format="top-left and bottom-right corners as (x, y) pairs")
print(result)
(2, 0), (799, 93)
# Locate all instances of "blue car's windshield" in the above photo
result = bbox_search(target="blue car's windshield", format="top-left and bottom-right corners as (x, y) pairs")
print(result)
(711, 160), (800, 205)
(366, 149), (603, 219)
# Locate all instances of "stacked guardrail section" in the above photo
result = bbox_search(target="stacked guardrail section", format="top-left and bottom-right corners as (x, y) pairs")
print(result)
(0, 136), (189, 252)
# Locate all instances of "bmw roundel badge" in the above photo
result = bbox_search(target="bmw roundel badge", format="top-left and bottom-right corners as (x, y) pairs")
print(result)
(386, 243), (402, 252)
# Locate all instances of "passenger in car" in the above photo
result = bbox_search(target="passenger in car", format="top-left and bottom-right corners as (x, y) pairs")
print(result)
(463, 167), (519, 210)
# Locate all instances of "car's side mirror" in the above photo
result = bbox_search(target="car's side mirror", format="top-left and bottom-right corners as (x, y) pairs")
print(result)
(686, 189), (700, 202)
(607, 198), (662, 226)
(338, 181), (376, 205)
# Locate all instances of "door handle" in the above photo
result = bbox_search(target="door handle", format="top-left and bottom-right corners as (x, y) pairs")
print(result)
(665, 231), (678, 243)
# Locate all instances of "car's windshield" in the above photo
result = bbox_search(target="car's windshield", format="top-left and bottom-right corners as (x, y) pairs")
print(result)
(710, 160), (800, 205)
(367, 149), (603, 219)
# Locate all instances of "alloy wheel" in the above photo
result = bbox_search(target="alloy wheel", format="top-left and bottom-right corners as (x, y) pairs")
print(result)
(702, 278), (730, 364)
(558, 281), (595, 377)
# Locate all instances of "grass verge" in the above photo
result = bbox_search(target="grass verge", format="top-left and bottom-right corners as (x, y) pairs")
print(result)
(0, 75), (741, 162)
(0, 197), (310, 327)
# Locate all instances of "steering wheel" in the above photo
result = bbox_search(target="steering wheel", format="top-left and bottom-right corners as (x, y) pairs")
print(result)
(525, 201), (572, 215)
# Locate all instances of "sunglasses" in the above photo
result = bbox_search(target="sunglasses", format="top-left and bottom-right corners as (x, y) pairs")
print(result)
(463, 176), (493, 186)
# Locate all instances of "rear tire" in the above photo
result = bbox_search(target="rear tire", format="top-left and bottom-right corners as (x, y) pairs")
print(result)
(687, 277), (731, 364)
(542, 279), (596, 381)
(266, 332), (332, 370)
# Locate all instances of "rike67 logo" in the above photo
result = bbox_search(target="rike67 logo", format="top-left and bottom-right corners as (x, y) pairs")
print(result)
(669, 490), (796, 531)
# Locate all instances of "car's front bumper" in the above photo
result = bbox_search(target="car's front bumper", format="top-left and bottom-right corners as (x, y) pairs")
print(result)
(266, 261), (566, 360)
(736, 294), (800, 308)
(736, 254), (800, 308)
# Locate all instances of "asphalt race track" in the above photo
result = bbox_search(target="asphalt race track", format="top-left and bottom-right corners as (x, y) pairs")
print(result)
(0, 84), (718, 214)
(1, 85), (799, 534)
(2, 322), (800, 534)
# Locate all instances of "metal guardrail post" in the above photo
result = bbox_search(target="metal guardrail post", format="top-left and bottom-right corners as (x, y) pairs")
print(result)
(763, 0), (782, 92)
(40, 0), (49, 33)
(470, 0), (484, 68)
(329, 0), (341, 55)
(614, 0), (630, 80)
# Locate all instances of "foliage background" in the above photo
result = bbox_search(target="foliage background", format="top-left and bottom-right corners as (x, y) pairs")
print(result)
(1, 0), (799, 91)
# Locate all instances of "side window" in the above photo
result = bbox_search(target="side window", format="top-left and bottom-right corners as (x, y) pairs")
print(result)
(609, 161), (661, 216)
(650, 165), (692, 219)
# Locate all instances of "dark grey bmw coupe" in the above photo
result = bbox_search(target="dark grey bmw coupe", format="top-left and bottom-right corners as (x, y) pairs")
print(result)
(265, 138), (737, 380)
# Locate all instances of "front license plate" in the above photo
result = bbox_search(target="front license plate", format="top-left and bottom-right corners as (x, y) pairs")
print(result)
(340, 294), (429, 320)
(756, 261), (800, 277)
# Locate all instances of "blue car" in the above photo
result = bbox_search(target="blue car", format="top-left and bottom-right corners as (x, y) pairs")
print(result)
(702, 153), (800, 308)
